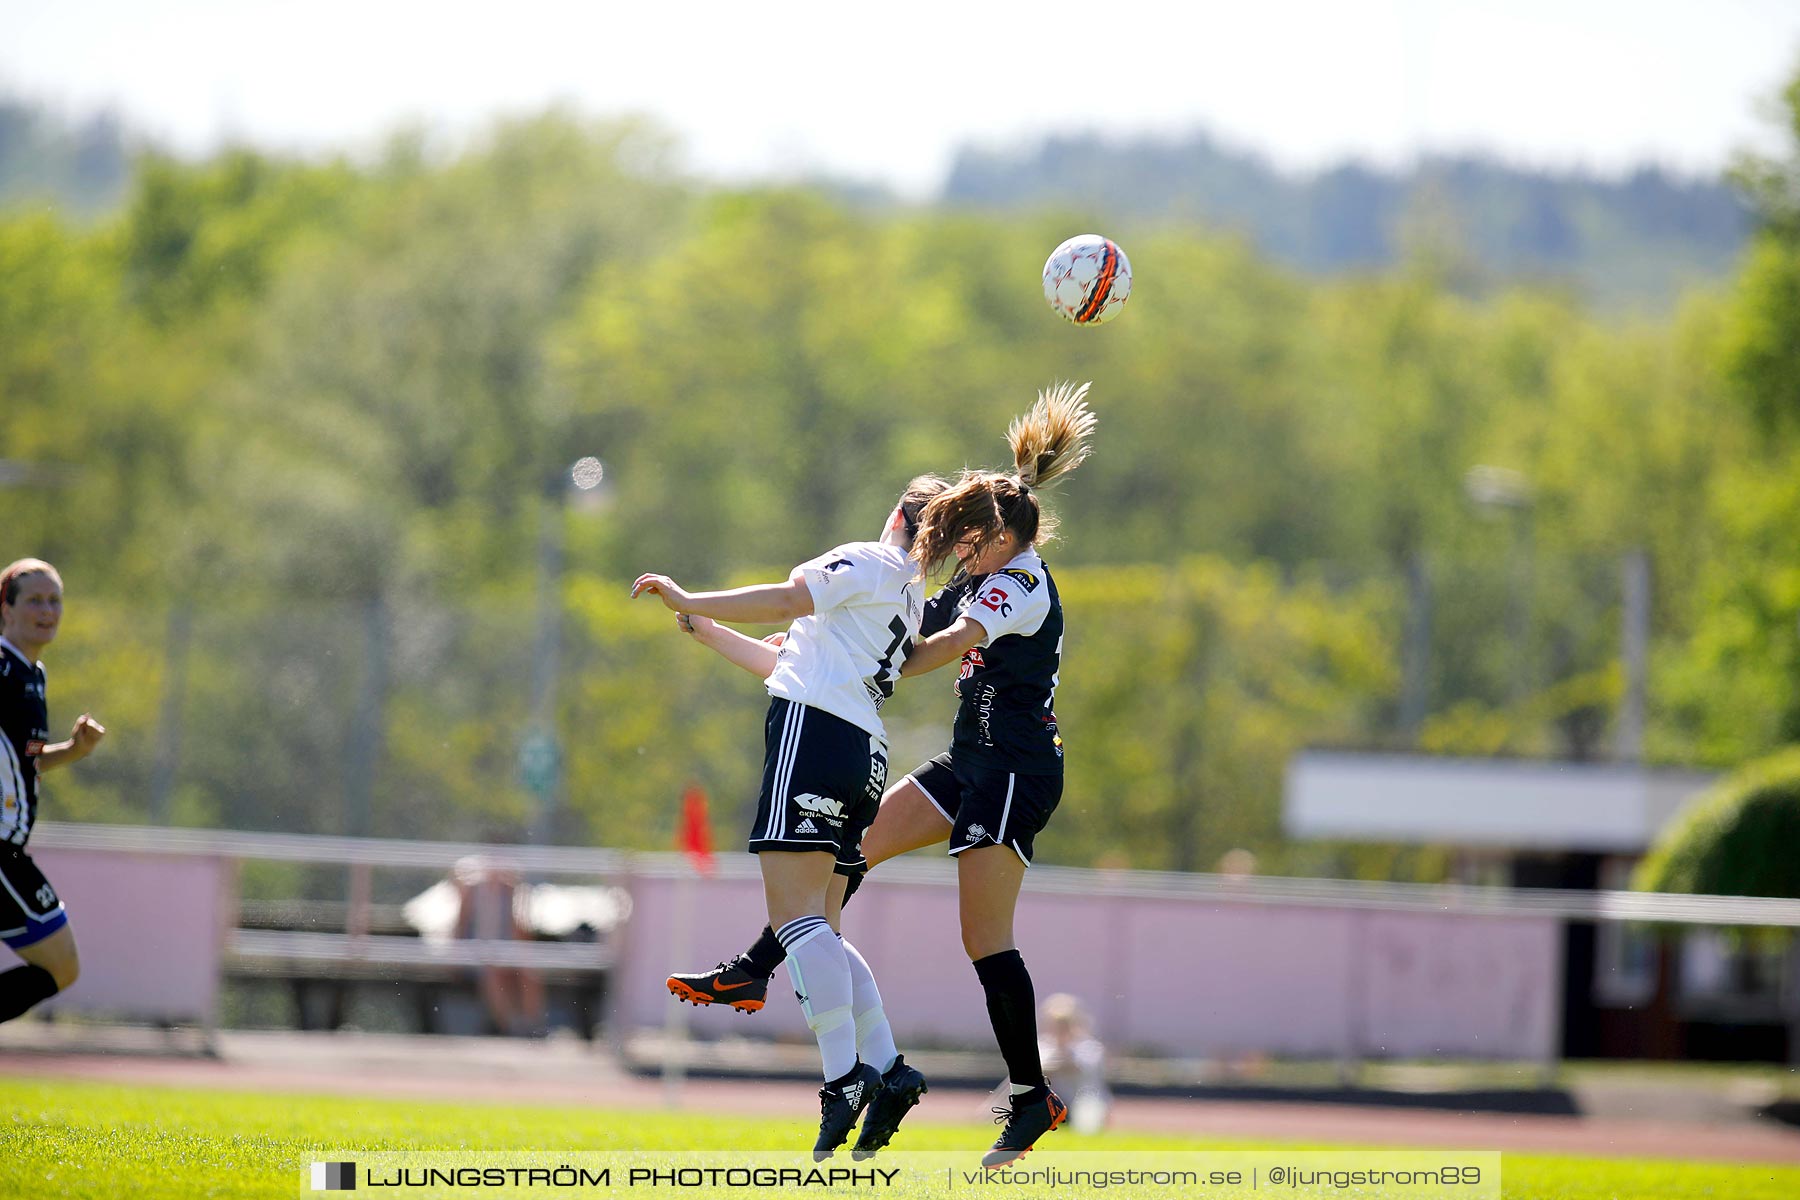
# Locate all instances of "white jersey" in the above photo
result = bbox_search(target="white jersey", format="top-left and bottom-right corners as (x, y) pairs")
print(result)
(765, 541), (923, 738)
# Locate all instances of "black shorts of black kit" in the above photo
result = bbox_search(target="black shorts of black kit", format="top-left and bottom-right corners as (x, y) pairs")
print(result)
(0, 847), (69, 949)
(747, 697), (887, 874)
(905, 752), (1063, 866)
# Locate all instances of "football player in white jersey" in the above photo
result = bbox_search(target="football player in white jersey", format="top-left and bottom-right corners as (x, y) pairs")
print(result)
(632, 474), (1004, 1159)
(664, 384), (1098, 1166)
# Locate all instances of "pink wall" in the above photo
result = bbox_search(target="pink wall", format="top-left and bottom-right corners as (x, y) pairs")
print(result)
(29, 848), (230, 1025)
(614, 867), (1561, 1062)
(14, 839), (1561, 1060)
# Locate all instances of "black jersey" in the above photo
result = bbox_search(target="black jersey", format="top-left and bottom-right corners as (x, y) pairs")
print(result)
(0, 639), (49, 848)
(926, 549), (1064, 774)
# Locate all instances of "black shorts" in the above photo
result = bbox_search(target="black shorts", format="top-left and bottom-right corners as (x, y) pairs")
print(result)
(906, 752), (1063, 867)
(748, 697), (887, 873)
(0, 847), (70, 950)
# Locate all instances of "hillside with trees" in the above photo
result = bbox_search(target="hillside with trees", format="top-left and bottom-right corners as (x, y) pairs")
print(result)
(2, 65), (1797, 879)
(0, 97), (132, 216)
(944, 133), (1748, 311)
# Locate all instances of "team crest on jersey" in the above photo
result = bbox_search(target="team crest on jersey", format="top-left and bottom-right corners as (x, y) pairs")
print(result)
(25, 740), (45, 757)
(997, 568), (1040, 592)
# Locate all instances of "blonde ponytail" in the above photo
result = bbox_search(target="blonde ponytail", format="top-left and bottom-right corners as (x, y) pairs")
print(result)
(1009, 381), (1097, 489)
(913, 382), (1098, 575)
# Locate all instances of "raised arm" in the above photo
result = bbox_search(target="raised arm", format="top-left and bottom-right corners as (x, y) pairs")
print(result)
(631, 569), (814, 625)
(680, 615), (783, 679)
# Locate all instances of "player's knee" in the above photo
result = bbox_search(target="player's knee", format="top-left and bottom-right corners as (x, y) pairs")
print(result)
(766, 899), (810, 931)
(52, 947), (80, 991)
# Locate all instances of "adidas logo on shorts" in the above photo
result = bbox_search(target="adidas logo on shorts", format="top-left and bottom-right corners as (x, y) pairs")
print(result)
(796, 818), (819, 835)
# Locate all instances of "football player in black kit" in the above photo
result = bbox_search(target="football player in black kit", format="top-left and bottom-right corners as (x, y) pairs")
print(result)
(667, 384), (1096, 1166)
(0, 559), (106, 1025)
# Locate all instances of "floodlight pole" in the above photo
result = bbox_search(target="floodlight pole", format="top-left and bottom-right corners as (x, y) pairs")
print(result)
(1616, 549), (1650, 763)
(523, 458), (609, 846)
(1464, 466), (1536, 706)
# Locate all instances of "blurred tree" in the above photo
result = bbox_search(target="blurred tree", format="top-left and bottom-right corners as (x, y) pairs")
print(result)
(179, 114), (688, 836)
(1672, 60), (1800, 751)
(1040, 558), (1395, 871)
(1719, 59), (1800, 436)
(1634, 746), (1800, 898)
(0, 97), (1782, 867)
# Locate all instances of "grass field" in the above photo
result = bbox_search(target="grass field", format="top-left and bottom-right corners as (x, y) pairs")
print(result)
(4, 1074), (1799, 1200)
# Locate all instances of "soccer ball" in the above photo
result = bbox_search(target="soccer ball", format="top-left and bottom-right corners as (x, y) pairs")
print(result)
(1042, 234), (1132, 325)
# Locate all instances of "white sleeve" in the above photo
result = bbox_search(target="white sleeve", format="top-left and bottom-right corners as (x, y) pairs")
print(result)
(796, 543), (882, 614)
(964, 568), (1050, 644)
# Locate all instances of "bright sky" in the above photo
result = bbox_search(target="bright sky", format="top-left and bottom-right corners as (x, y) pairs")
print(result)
(5, 0), (1797, 194)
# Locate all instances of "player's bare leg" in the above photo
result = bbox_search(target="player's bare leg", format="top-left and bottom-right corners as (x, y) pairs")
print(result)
(862, 779), (955, 869)
(15, 925), (79, 990)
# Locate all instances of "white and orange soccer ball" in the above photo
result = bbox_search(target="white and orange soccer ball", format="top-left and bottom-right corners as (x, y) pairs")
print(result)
(1042, 234), (1132, 325)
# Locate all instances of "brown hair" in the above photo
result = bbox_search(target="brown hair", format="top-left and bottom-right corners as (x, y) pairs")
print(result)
(896, 474), (950, 545)
(910, 381), (1097, 576)
(0, 558), (62, 608)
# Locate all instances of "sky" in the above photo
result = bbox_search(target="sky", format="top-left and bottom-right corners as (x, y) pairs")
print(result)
(4, 0), (1798, 195)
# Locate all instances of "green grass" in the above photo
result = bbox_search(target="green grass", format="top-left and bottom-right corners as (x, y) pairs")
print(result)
(2, 1074), (1798, 1199)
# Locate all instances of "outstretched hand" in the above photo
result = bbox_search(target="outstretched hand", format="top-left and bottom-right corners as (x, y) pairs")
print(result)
(631, 573), (693, 611)
(677, 613), (718, 639)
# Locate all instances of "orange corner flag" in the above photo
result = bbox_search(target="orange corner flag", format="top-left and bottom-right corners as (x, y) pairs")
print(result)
(677, 783), (717, 876)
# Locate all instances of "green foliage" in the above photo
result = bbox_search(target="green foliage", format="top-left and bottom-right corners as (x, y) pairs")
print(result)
(1047, 559), (1394, 871)
(1635, 747), (1800, 897)
(5, 77), (1800, 873)
(1669, 62), (1800, 755)
(202, 113), (688, 601)
(1720, 237), (1800, 435)
(121, 149), (360, 324)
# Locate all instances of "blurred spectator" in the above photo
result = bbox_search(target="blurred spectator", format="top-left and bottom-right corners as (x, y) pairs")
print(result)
(1217, 847), (1259, 877)
(1039, 993), (1111, 1133)
(452, 854), (546, 1037)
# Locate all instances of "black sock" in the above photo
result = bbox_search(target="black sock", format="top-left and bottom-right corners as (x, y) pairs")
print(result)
(841, 863), (868, 906)
(972, 949), (1044, 1090)
(740, 865), (870, 982)
(740, 925), (785, 980)
(0, 964), (59, 1024)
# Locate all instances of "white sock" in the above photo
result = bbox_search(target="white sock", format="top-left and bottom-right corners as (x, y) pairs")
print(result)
(840, 935), (899, 1076)
(777, 916), (857, 1080)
